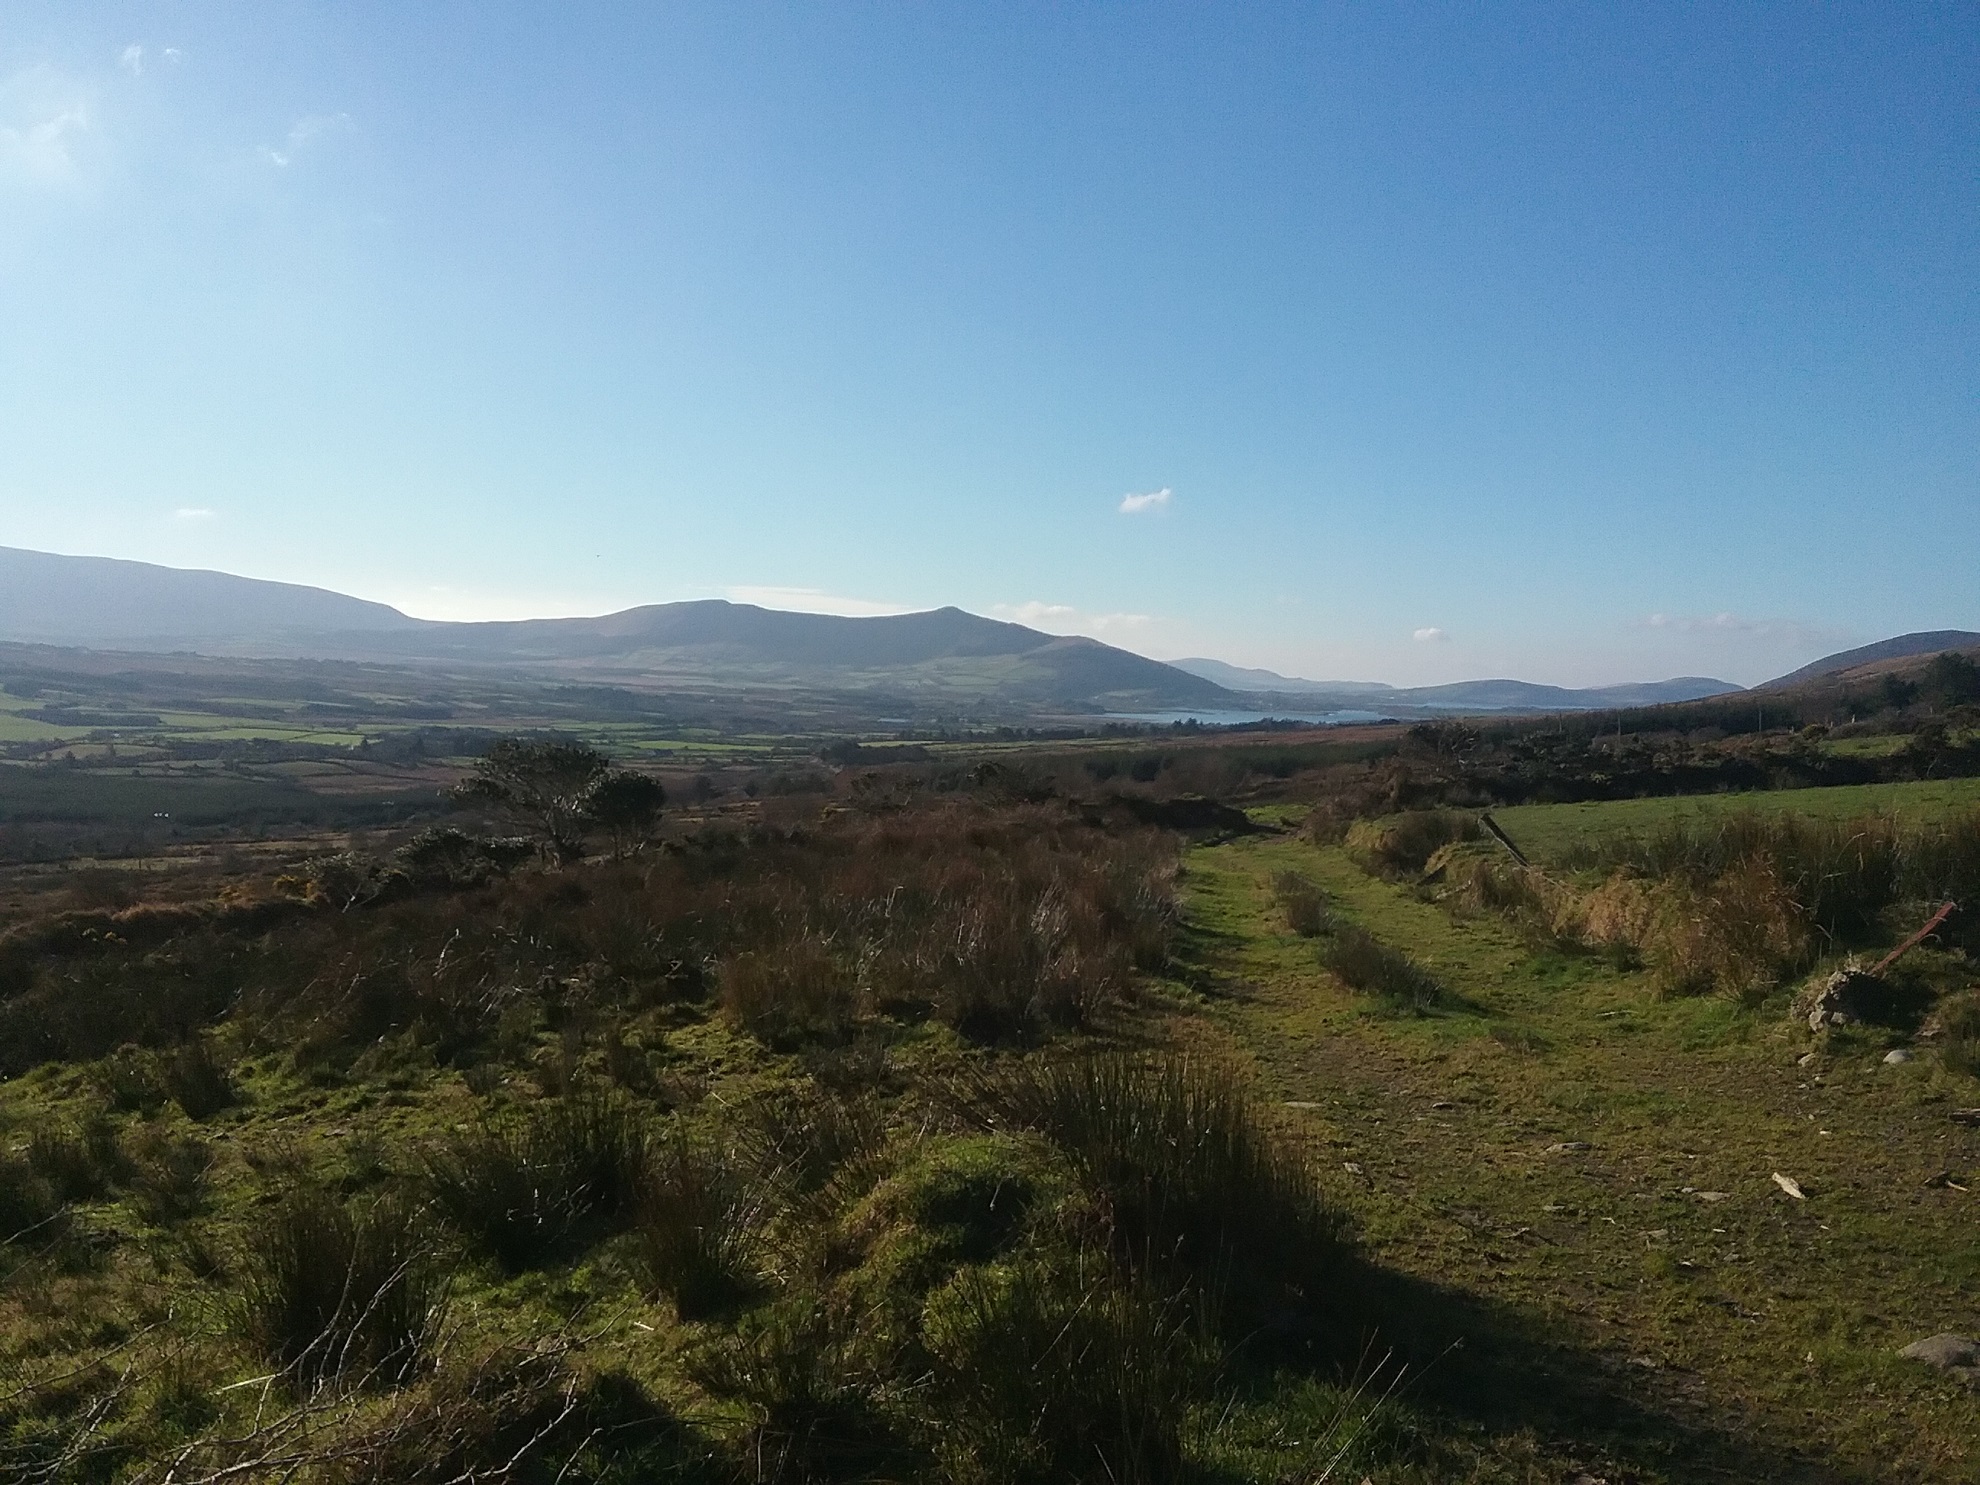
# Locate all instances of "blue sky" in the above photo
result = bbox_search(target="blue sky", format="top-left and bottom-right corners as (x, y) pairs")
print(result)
(1, 4), (1973, 687)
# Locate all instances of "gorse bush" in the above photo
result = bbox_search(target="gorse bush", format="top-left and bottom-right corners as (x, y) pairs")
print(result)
(240, 1186), (445, 1391)
(424, 1089), (651, 1270)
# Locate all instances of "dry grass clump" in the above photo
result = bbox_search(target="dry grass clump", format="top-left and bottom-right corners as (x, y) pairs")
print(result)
(0, 799), (1179, 1094)
(423, 1089), (651, 1271)
(1320, 927), (1451, 1015)
(964, 1054), (1349, 1326)
(719, 937), (862, 1049)
(239, 1186), (446, 1391)
(1459, 809), (1980, 1002)
(1271, 871), (1334, 937)
(1941, 994), (1980, 1080)
(1574, 811), (1904, 945)
(0, 1150), (65, 1247)
(632, 1131), (763, 1320)
(1345, 810), (1480, 879)
(25, 1110), (124, 1203)
(124, 1125), (214, 1225)
(921, 1258), (1207, 1485)
(156, 1036), (237, 1121)
(686, 1296), (900, 1480)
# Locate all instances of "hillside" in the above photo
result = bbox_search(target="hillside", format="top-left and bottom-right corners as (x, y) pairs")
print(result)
(0, 548), (1230, 712)
(0, 546), (420, 645)
(1763, 630), (1980, 690)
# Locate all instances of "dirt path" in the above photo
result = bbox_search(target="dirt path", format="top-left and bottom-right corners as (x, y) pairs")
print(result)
(1166, 830), (1980, 1483)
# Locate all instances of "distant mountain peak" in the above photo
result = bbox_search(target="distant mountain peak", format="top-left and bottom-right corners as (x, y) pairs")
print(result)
(0, 547), (1229, 712)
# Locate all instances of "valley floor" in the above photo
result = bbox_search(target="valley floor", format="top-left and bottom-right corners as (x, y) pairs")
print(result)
(1165, 819), (1979, 1483)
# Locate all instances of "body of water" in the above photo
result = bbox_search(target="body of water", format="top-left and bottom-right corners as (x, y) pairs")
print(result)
(1107, 708), (1395, 727)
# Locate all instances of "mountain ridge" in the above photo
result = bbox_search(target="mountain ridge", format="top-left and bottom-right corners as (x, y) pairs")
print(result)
(13, 546), (1962, 719)
(1169, 656), (1740, 712)
(0, 547), (1228, 710)
(1760, 630), (1980, 690)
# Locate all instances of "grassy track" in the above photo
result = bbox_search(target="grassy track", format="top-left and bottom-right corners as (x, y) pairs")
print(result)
(1492, 776), (1980, 865)
(1167, 823), (1980, 1483)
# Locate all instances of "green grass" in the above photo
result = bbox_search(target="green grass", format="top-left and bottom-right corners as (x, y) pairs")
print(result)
(3, 774), (1976, 1482)
(1490, 776), (1980, 866)
(1162, 821), (1980, 1482)
(0, 714), (83, 743)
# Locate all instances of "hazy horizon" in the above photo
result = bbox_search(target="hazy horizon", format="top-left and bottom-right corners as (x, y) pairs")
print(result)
(3, 5), (1974, 689)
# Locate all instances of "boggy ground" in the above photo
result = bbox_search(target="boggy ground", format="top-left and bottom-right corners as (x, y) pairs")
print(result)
(1164, 816), (1979, 1482)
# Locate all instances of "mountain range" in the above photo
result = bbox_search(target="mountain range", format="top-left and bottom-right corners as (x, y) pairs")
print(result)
(1168, 658), (1738, 712)
(4, 545), (1969, 719)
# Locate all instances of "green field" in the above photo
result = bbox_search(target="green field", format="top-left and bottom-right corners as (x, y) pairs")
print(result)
(1491, 776), (1980, 865)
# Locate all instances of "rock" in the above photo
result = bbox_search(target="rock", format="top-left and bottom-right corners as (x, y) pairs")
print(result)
(1430, 1100), (1455, 1110)
(1695, 1190), (1730, 1203)
(1547, 1141), (1592, 1154)
(1803, 966), (1883, 1032)
(1922, 1171), (1969, 1191)
(1771, 1172), (1807, 1200)
(1897, 1333), (1980, 1387)
(1283, 1100), (1319, 1109)
(1883, 1048), (1914, 1065)
(1341, 1161), (1364, 1176)
(1796, 1051), (1819, 1068)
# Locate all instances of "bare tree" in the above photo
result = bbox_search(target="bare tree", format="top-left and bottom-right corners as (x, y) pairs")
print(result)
(451, 739), (608, 865)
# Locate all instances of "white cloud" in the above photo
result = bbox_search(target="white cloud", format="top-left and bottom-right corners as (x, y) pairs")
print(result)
(173, 507), (216, 521)
(993, 600), (1155, 636)
(260, 111), (351, 168)
(0, 66), (95, 189)
(725, 585), (914, 618)
(163, 49), (183, 65)
(1645, 611), (1753, 632)
(1640, 612), (1850, 647)
(1413, 626), (1449, 643)
(119, 45), (144, 77)
(1118, 487), (1172, 515)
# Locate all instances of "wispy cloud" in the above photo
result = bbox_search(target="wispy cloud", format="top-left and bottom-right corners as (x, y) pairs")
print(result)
(1118, 487), (1171, 515)
(1412, 626), (1449, 643)
(260, 112), (351, 168)
(119, 45), (144, 77)
(0, 66), (95, 190)
(173, 507), (216, 521)
(1641, 612), (1850, 646)
(993, 600), (1155, 637)
(725, 585), (913, 618)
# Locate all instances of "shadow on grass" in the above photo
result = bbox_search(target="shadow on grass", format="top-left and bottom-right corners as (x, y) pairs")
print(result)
(1167, 918), (1254, 1000)
(1333, 1263), (1863, 1485)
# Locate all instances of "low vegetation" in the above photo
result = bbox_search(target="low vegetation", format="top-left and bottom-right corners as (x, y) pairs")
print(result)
(3, 680), (1977, 1482)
